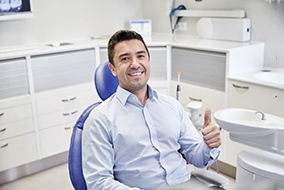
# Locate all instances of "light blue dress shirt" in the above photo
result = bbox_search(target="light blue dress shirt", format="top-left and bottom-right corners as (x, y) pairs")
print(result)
(82, 85), (220, 190)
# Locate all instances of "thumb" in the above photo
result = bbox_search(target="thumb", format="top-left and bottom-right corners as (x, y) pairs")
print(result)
(203, 108), (212, 128)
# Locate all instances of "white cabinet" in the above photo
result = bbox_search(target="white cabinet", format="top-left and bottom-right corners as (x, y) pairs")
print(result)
(0, 58), (37, 172)
(36, 84), (98, 158)
(225, 79), (284, 166)
(170, 47), (227, 161)
(0, 98), (37, 172)
(31, 49), (98, 158)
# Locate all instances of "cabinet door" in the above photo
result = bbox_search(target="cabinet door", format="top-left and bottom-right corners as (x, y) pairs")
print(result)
(171, 47), (226, 92)
(0, 133), (37, 172)
(39, 122), (73, 158)
(31, 49), (96, 92)
(0, 58), (29, 99)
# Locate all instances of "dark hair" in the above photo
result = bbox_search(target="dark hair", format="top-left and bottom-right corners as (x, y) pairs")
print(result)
(107, 30), (150, 65)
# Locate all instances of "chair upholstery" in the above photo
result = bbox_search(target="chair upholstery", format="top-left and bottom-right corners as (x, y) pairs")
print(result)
(68, 62), (118, 190)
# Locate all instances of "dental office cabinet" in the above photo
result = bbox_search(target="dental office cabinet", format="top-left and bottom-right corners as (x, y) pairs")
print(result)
(225, 73), (284, 167)
(0, 34), (264, 183)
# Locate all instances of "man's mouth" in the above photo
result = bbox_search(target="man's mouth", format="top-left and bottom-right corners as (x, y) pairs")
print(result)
(128, 71), (144, 76)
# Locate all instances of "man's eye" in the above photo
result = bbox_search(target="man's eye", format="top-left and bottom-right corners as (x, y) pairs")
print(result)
(138, 55), (145, 59)
(121, 57), (129, 61)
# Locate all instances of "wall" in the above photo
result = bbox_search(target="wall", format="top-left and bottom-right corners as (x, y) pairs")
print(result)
(1, 0), (283, 68)
(141, 0), (284, 68)
(0, 0), (143, 47)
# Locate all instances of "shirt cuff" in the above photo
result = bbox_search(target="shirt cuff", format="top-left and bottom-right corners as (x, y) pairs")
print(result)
(204, 145), (220, 166)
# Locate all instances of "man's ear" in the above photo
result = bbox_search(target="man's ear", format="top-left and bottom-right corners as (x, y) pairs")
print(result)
(108, 63), (117, 76)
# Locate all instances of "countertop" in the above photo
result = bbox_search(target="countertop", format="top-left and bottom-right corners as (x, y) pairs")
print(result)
(0, 33), (263, 59)
(228, 68), (284, 90)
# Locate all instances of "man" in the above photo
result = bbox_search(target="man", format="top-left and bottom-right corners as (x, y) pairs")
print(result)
(82, 30), (221, 190)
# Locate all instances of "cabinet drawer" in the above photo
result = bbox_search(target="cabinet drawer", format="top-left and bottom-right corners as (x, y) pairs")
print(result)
(0, 118), (34, 140)
(37, 105), (87, 130)
(0, 103), (33, 124)
(228, 80), (284, 118)
(0, 133), (37, 172)
(40, 122), (73, 158)
(36, 88), (96, 115)
(170, 81), (226, 114)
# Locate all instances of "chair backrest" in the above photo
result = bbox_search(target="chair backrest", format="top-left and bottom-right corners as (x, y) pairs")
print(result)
(68, 62), (118, 190)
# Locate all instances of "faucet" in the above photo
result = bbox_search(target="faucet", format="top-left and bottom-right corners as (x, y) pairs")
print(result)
(255, 111), (266, 120)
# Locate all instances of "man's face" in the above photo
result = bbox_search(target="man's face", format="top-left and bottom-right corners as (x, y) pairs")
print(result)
(109, 39), (150, 93)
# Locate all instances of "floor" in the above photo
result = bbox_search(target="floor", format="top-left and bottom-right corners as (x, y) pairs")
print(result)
(0, 163), (236, 190)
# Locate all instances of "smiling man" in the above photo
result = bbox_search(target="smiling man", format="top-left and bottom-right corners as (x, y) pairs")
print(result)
(82, 30), (221, 190)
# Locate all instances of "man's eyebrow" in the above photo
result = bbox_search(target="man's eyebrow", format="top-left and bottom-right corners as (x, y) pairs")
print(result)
(137, 50), (147, 55)
(118, 53), (129, 58)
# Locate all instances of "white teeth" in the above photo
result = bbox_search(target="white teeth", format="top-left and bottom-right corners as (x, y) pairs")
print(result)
(129, 72), (143, 76)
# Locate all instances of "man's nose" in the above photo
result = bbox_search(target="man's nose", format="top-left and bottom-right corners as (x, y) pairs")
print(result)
(130, 58), (140, 68)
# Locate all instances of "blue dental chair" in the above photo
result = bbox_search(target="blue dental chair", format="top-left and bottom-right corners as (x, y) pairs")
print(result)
(68, 61), (119, 190)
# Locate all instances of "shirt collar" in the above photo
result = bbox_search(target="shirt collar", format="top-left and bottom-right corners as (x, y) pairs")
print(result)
(116, 85), (159, 106)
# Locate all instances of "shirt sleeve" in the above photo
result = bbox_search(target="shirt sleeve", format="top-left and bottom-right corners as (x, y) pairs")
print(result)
(82, 110), (140, 190)
(177, 103), (220, 168)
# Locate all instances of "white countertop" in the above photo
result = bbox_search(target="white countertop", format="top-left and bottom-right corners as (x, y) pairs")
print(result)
(0, 33), (263, 60)
(228, 68), (284, 90)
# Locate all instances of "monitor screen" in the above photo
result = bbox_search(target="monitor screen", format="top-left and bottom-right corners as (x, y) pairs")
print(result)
(0, 0), (33, 21)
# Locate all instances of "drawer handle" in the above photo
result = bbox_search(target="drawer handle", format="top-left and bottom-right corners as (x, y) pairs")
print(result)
(63, 110), (78, 116)
(232, 83), (249, 90)
(61, 96), (77, 102)
(189, 96), (202, 102)
(71, 110), (78, 115)
(69, 97), (77, 101)
(64, 127), (72, 130)
(0, 143), (8, 149)
(0, 128), (6, 133)
(0, 112), (4, 117)
(63, 113), (70, 116)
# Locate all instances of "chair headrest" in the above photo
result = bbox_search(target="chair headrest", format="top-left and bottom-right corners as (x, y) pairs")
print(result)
(94, 62), (119, 101)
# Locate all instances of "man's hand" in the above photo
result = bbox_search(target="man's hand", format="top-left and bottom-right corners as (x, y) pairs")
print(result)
(201, 108), (221, 148)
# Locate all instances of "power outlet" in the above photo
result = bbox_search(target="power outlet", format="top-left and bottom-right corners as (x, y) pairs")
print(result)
(176, 22), (187, 31)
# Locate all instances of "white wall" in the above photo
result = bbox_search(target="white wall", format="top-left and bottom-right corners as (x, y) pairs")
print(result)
(142, 0), (284, 68)
(0, 0), (143, 47)
(1, 0), (283, 68)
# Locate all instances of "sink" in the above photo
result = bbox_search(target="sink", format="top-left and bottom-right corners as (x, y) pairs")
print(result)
(254, 70), (284, 85)
(214, 108), (284, 155)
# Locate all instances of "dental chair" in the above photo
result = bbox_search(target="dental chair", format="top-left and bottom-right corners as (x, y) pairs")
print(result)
(68, 61), (119, 190)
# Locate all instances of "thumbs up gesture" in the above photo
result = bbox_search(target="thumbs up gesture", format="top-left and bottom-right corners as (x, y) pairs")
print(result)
(201, 108), (221, 148)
